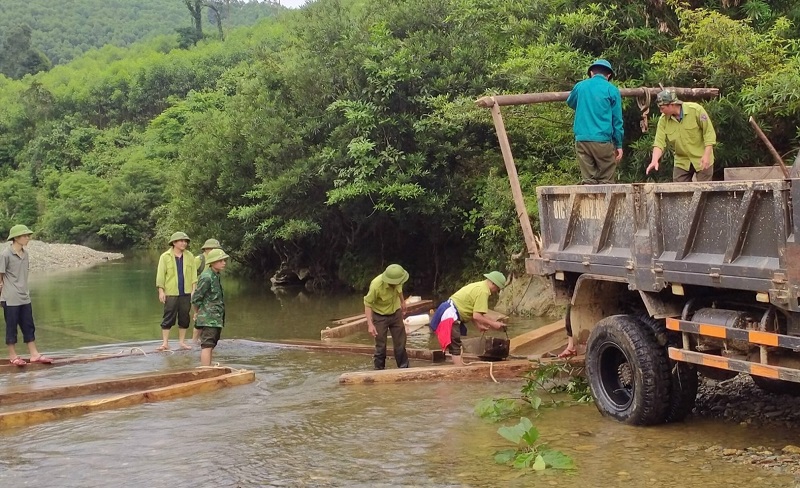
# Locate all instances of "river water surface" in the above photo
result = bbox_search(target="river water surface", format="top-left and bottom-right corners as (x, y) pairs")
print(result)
(0, 257), (798, 487)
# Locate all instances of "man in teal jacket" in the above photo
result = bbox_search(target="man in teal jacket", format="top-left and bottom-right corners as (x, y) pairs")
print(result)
(566, 59), (624, 184)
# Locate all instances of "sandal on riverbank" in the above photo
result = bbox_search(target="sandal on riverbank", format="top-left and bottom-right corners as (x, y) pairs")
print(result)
(9, 357), (26, 366)
(154, 344), (170, 352)
(29, 355), (53, 364)
(557, 347), (577, 359)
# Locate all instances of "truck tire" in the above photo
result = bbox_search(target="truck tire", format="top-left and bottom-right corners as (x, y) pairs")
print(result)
(585, 315), (671, 425)
(751, 375), (800, 397)
(666, 362), (698, 422)
(638, 314), (698, 422)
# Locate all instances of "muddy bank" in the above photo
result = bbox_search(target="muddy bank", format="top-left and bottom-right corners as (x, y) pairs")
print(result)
(24, 240), (124, 271)
(495, 274), (562, 317)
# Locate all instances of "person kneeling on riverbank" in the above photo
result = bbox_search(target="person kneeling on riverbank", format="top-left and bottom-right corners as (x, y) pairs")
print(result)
(192, 248), (228, 366)
(1, 225), (52, 366)
(155, 232), (198, 351)
(365, 264), (410, 370)
(429, 272), (508, 367)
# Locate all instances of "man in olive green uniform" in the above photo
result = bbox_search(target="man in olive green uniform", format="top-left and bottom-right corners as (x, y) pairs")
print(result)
(193, 238), (220, 343)
(364, 264), (409, 370)
(429, 271), (508, 367)
(192, 248), (228, 366)
(646, 89), (717, 182)
(155, 232), (197, 351)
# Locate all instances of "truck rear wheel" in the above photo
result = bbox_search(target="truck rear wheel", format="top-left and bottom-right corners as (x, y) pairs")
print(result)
(751, 375), (800, 396)
(585, 315), (671, 425)
(638, 314), (698, 422)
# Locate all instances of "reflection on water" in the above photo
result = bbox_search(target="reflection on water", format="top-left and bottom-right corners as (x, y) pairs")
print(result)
(0, 258), (797, 487)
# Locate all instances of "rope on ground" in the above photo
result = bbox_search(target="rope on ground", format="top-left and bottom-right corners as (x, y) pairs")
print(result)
(129, 347), (148, 357)
(463, 359), (498, 383)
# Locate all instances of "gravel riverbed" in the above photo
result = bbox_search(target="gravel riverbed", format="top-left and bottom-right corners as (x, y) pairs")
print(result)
(693, 374), (800, 478)
(24, 240), (124, 271)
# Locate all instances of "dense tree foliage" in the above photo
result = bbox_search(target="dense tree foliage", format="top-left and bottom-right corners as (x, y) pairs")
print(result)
(1, 0), (800, 291)
(0, 0), (280, 68)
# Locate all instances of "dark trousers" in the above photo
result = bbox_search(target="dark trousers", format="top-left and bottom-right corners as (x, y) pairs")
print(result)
(373, 309), (409, 370)
(4, 302), (35, 345)
(161, 295), (192, 330)
(576, 141), (616, 184)
(673, 164), (712, 182)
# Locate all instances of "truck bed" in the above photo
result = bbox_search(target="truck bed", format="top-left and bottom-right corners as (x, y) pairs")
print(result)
(530, 180), (800, 312)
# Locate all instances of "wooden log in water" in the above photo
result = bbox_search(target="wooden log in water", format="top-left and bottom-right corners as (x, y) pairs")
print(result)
(272, 339), (478, 361)
(321, 300), (434, 339)
(338, 360), (535, 384)
(0, 368), (229, 406)
(0, 347), (182, 373)
(508, 319), (567, 356)
(338, 356), (585, 384)
(0, 368), (255, 430)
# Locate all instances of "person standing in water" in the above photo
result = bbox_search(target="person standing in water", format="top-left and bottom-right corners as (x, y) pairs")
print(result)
(1, 225), (52, 366)
(364, 264), (410, 370)
(192, 248), (229, 366)
(155, 232), (197, 351)
(193, 238), (221, 343)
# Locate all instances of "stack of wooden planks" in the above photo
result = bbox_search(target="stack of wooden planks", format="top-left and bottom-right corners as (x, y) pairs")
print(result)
(322, 299), (434, 339)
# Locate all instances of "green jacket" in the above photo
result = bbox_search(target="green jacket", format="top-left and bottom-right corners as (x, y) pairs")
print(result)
(363, 274), (404, 315)
(653, 102), (716, 171)
(155, 249), (198, 296)
(450, 281), (490, 323)
(192, 268), (224, 328)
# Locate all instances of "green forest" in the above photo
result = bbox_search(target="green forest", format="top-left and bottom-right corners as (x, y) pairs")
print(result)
(1, 0), (800, 290)
(0, 0), (280, 68)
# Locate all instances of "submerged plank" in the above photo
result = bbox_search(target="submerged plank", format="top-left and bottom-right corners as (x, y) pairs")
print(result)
(338, 356), (585, 385)
(0, 348), (178, 373)
(0, 368), (229, 406)
(339, 360), (534, 384)
(0, 368), (255, 430)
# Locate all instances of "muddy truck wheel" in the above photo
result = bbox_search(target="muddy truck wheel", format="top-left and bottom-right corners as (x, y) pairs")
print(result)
(751, 375), (800, 396)
(585, 315), (671, 425)
(639, 314), (698, 422)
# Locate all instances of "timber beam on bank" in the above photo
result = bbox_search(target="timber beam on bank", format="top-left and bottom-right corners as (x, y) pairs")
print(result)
(508, 319), (568, 356)
(321, 300), (434, 339)
(0, 367), (255, 430)
(338, 356), (584, 385)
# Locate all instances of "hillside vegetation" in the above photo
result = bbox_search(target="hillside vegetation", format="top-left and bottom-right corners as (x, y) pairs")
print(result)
(1, 0), (799, 290)
(0, 0), (280, 66)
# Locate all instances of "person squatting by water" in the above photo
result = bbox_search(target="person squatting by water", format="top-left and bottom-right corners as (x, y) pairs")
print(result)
(646, 89), (717, 182)
(192, 248), (229, 366)
(193, 238), (221, 344)
(1, 225), (52, 366)
(155, 231), (198, 352)
(364, 264), (410, 370)
(566, 59), (624, 184)
(429, 271), (508, 367)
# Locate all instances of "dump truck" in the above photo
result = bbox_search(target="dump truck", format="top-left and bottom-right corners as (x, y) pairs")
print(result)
(479, 90), (800, 425)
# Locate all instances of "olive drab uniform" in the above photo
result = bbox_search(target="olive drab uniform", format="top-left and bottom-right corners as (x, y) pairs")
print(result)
(192, 268), (224, 328)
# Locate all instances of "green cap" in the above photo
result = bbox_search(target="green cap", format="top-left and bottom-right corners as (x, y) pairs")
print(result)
(483, 271), (507, 289)
(201, 238), (221, 250)
(205, 248), (229, 265)
(169, 231), (190, 244)
(7, 224), (33, 241)
(656, 89), (682, 106)
(382, 264), (409, 285)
